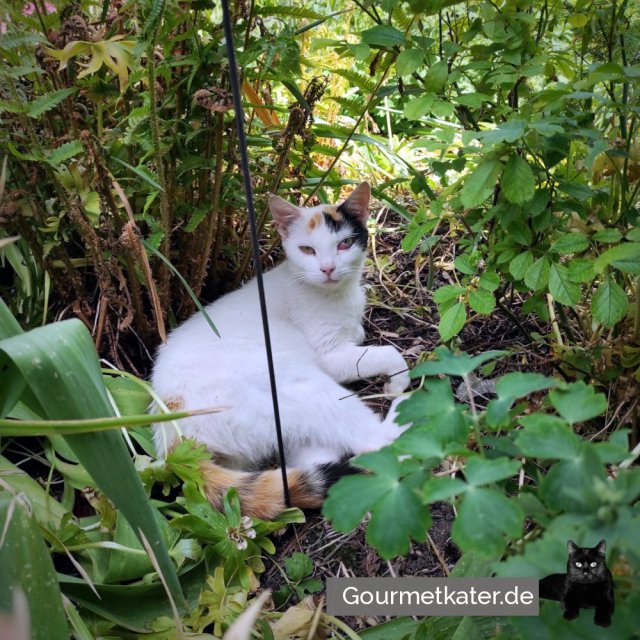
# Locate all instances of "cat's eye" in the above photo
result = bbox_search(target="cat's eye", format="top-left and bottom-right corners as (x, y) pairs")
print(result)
(590, 561), (597, 567)
(299, 245), (315, 255)
(575, 562), (582, 567)
(338, 237), (355, 251)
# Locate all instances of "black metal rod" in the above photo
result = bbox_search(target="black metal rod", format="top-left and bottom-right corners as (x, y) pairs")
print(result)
(220, 0), (291, 508)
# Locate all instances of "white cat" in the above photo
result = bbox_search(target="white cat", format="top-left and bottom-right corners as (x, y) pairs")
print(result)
(152, 183), (410, 518)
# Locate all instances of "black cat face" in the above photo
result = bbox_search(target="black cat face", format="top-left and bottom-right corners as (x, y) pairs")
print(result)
(566, 540), (608, 583)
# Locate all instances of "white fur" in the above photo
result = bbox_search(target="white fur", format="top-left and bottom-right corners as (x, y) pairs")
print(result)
(152, 187), (410, 469)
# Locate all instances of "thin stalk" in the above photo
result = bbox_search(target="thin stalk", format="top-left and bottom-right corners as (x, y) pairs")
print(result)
(147, 39), (172, 308)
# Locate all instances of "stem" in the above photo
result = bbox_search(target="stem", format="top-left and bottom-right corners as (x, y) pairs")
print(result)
(147, 37), (172, 309)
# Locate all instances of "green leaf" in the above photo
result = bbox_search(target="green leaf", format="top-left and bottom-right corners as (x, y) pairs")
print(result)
(515, 414), (581, 459)
(423, 477), (469, 502)
(468, 289), (495, 315)
(396, 48), (424, 76)
(593, 243), (640, 275)
(509, 251), (534, 280)
(478, 271), (500, 291)
(0, 495), (69, 640)
(550, 232), (590, 254)
(463, 456), (521, 486)
(461, 159), (502, 208)
(548, 262), (581, 306)
(549, 382), (607, 425)
(256, 6), (324, 19)
(452, 488), (524, 558)
(361, 25), (405, 47)
(26, 87), (77, 118)
(591, 277), (628, 327)
(366, 480), (432, 559)
(424, 60), (449, 93)
(524, 257), (550, 291)
(438, 301), (466, 341)
(593, 228), (622, 244)
(46, 140), (84, 167)
(539, 446), (605, 512)
(0, 319), (186, 611)
(411, 347), (507, 378)
(496, 372), (559, 400)
(403, 93), (435, 120)
(284, 552), (314, 581)
(501, 156), (535, 204)
(323, 473), (395, 531)
(433, 284), (465, 304)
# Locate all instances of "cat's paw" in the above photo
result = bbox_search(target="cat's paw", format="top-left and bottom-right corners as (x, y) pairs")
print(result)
(563, 609), (578, 621)
(384, 369), (411, 395)
(594, 614), (612, 628)
(381, 347), (410, 393)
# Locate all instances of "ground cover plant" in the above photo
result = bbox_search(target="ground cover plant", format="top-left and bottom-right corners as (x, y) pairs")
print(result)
(1, 0), (639, 638)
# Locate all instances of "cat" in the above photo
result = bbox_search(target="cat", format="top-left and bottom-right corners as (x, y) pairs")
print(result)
(539, 539), (614, 627)
(151, 183), (410, 519)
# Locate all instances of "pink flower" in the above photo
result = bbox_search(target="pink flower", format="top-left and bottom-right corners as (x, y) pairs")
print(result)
(22, 2), (56, 16)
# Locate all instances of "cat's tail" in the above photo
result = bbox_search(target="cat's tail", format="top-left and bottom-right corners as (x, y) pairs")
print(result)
(200, 459), (355, 520)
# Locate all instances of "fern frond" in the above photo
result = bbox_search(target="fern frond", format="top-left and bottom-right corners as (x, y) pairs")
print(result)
(46, 141), (84, 167)
(330, 96), (366, 116)
(332, 69), (377, 93)
(26, 88), (77, 119)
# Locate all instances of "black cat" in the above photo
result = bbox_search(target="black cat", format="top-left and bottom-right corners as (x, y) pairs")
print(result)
(539, 539), (614, 627)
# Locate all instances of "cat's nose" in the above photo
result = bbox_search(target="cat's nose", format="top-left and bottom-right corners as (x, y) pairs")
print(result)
(320, 265), (336, 276)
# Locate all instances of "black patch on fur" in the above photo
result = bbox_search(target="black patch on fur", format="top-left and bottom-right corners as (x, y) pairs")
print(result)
(252, 450), (280, 471)
(317, 457), (362, 489)
(323, 206), (368, 249)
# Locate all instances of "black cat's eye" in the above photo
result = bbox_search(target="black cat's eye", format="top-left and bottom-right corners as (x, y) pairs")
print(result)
(575, 562), (582, 567)
(590, 561), (597, 567)
(299, 245), (315, 255)
(338, 237), (355, 251)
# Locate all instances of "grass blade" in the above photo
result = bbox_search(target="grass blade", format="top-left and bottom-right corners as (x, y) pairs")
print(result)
(0, 317), (187, 611)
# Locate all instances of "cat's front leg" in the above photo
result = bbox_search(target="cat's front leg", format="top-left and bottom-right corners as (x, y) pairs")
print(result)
(318, 343), (410, 393)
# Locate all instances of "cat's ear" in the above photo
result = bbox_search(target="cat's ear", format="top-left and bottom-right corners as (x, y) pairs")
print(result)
(595, 539), (606, 554)
(269, 195), (300, 235)
(567, 540), (578, 554)
(339, 182), (371, 224)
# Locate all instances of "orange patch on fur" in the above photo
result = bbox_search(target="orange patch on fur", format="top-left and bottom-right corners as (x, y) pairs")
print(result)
(306, 212), (322, 231)
(199, 461), (325, 520)
(322, 206), (343, 222)
(164, 397), (184, 412)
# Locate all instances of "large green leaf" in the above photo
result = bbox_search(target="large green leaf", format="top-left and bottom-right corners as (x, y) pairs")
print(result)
(501, 155), (535, 204)
(593, 243), (640, 274)
(591, 277), (628, 327)
(515, 414), (581, 459)
(548, 262), (581, 306)
(361, 25), (405, 47)
(59, 563), (207, 632)
(452, 488), (524, 557)
(0, 318), (186, 610)
(0, 495), (69, 640)
(438, 301), (467, 341)
(549, 382), (607, 425)
(460, 158), (502, 208)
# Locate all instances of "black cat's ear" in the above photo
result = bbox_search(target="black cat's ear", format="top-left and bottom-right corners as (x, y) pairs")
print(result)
(596, 539), (606, 555)
(269, 195), (300, 236)
(339, 182), (370, 225)
(567, 540), (577, 553)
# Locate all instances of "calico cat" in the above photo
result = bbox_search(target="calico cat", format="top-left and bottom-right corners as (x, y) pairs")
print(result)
(539, 539), (614, 627)
(152, 183), (410, 519)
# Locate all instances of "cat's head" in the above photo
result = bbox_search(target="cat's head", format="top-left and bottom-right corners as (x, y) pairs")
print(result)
(268, 183), (370, 288)
(566, 539), (608, 583)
